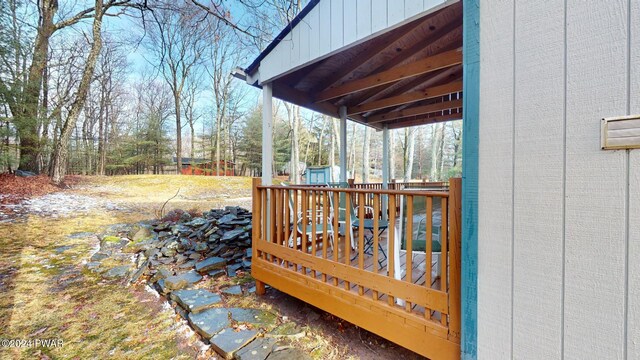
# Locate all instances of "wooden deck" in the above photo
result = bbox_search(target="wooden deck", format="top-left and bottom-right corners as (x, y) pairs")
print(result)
(251, 179), (462, 359)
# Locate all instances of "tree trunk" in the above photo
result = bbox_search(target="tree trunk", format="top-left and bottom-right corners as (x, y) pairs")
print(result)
(51, 0), (105, 184)
(389, 129), (396, 180)
(438, 122), (447, 179)
(349, 123), (356, 179)
(15, 0), (58, 173)
(174, 92), (182, 173)
(429, 123), (442, 181)
(404, 128), (415, 181)
(362, 126), (370, 182)
(329, 117), (336, 181)
(215, 113), (221, 176)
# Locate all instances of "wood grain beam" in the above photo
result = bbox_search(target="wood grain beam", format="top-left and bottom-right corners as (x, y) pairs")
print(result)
(308, 16), (431, 94)
(386, 111), (463, 130)
(348, 81), (462, 116)
(315, 49), (462, 103)
(348, 65), (461, 112)
(366, 99), (463, 124)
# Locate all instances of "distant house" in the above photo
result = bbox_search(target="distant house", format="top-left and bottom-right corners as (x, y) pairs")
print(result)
(173, 157), (235, 176)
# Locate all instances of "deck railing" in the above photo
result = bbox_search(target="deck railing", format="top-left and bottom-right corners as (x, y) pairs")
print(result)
(350, 180), (450, 217)
(252, 178), (462, 359)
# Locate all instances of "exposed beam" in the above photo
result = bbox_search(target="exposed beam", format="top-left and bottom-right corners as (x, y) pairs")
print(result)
(386, 111), (462, 130)
(348, 81), (462, 115)
(338, 17), (462, 105)
(366, 99), (463, 124)
(349, 64), (461, 112)
(309, 15), (431, 94)
(315, 49), (462, 103)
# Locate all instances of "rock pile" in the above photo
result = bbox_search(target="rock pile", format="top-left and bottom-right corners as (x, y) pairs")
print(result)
(125, 206), (254, 285)
(85, 208), (312, 360)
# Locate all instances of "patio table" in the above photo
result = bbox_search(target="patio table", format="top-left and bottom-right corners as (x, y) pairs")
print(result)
(351, 219), (388, 269)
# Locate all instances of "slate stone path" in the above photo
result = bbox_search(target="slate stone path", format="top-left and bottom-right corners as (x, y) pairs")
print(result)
(84, 206), (312, 360)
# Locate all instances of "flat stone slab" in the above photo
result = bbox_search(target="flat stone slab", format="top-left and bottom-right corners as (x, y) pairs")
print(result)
(234, 337), (276, 360)
(221, 228), (244, 242)
(229, 308), (278, 329)
(178, 260), (196, 269)
(195, 257), (227, 273)
(188, 307), (230, 338)
(222, 285), (243, 296)
(164, 270), (202, 290)
(170, 289), (222, 313)
(208, 269), (226, 279)
(266, 348), (311, 360)
(90, 252), (110, 262)
(103, 265), (131, 279)
(210, 328), (258, 360)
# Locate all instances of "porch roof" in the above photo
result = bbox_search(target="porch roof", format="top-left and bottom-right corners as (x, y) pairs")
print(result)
(240, 1), (463, 130)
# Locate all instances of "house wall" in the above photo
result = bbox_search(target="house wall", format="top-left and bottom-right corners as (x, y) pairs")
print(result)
(258, 0), (457, 83)
(478, 1), (639, 358)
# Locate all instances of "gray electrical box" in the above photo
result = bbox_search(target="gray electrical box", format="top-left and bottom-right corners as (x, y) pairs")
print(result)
(601, 115), (640, 150)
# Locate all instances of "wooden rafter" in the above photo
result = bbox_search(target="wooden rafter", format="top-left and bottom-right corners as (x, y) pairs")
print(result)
(315, 49), (462, 103)
(366, 99), (463, 124)
(386, 111), (462, 129)
(308, 15), (431, 94)
(348, 81), (462, 116)
(337, 18), (462, 103)
(347, 65), (461, 112)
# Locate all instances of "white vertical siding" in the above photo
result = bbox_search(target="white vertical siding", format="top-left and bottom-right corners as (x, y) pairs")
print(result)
(479, 0), (636, 358)
(387, 0), (405, 25)
(257, 0), (452, 82)
(477, 0), (513, 358)
(371, 0), (388, 33)
(564, 1), (628, 358)
(405, 0), (423, 19)
(343, 0), (357, 45)
(330, 0), (344, 50)
(298, 14), (311, 63)
(512, 1), (564, 358)
(355, 0), (372, 40)
(627, 0), (639, 358)
(308, 6), (321, 60)
(318, 0), (332, 56)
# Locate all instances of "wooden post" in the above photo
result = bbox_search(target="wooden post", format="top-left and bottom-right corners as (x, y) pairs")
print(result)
(262, 83), (273, 186)
(252, 177), (266, 295)
(448, 177), (462, 338)
(347, 178), (355, 188)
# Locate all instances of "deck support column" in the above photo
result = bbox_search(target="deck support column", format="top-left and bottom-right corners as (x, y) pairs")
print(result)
(262, 82), (273, 244)
(382, 125), (390, 221)
(339, 106), (347, 183)
(262, 82), (273, 185)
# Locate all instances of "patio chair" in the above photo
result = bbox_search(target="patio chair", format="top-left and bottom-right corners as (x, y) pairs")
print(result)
(415, 217), (442, 282)
(282, 183), (334, 252)
(326, 182), (374, 249)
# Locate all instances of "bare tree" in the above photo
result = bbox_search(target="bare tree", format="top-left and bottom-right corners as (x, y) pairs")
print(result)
(0, 0), (146, 173)
(361, 126), (370, 182)
(144, 2), (209, 173)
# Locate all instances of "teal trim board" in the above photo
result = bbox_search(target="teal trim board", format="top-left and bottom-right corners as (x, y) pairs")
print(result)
(461, 0), (479, 359)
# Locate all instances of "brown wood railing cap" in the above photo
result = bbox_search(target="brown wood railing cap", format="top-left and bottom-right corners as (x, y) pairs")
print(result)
(257, 185), (449, 197)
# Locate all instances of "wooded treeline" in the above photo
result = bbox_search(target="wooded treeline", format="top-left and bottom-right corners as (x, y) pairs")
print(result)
(0, 0), (462, 184)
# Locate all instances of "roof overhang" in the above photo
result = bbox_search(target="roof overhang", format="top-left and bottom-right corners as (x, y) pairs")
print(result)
(239, 1), (463, 130)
